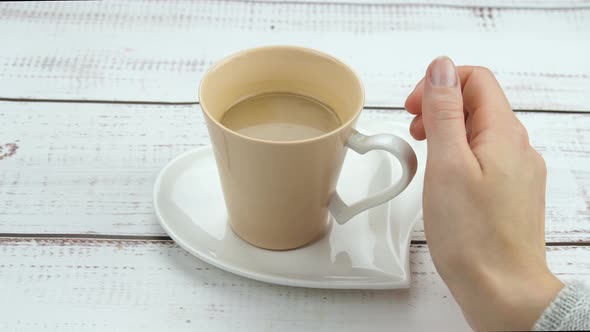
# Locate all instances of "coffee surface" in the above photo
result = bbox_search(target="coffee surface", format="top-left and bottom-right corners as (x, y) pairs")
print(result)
(221, 93), (341, 141)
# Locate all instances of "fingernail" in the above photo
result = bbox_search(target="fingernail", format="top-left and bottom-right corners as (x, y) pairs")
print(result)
(429, 56), (457, 87)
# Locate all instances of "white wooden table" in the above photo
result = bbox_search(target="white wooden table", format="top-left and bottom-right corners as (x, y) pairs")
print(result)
(0, 1), (589, 331)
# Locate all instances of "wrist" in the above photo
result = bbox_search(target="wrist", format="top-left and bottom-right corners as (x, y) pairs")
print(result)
(444, 261), (564, 331)
(490, 270), (563, 330)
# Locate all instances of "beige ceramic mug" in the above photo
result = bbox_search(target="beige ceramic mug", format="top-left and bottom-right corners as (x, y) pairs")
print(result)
(199, 46), (417, 250)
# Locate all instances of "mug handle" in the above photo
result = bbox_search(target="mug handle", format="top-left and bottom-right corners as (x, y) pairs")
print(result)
(329, 130), (418, 225)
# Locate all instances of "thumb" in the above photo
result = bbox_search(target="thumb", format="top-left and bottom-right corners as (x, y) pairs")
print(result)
(422, 56), (469, 157)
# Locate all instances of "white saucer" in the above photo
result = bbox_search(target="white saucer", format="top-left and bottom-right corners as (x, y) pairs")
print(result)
(153, 119), (426, 289)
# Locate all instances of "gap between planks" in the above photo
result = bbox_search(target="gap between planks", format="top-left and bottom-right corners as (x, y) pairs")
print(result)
(1, 97), (590, 114)
(0, 233), (588, 246)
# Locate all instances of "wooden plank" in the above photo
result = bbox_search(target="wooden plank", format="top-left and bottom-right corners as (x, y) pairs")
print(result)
(0, 238), (587, 331)
(249, 1), (590, 8)
(0, 2), (588, 110)
(0, 101), (588, 242)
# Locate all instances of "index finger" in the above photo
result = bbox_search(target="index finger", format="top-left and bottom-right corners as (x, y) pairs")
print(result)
(460, 67), (518, 139)
(405, 66), (516, 134)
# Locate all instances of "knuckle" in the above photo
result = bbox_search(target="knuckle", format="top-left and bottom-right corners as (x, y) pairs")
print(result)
(515, 124), (530, 144)
(534, 151), (547, 176)
(506, 120), (530, 146)
(474, 66), (496, 80)
(432, 108), (465, 122)
(427, 96), (464, 121)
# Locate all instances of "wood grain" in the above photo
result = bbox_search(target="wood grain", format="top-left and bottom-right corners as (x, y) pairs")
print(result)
(0, 238), (588, 331)
(0, 1), (588, 110)
(0, 101), (588, 242)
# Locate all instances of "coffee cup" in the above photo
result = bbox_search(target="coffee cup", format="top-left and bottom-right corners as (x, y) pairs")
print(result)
(199, 46), (417, 250)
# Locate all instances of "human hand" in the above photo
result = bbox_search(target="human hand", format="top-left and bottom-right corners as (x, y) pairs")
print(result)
(405, 57), (563, 331)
